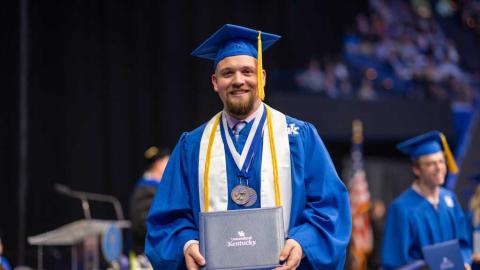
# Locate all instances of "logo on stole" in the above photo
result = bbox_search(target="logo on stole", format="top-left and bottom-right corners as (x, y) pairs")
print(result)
(287, 123), (299, 135)
(226, 230), (256, 248)
(444, 195), (454, 208)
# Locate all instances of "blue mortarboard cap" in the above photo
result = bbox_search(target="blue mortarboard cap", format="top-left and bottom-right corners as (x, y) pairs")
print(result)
(397, 131), (442, 159)
(191, 24), (281, 68)
(396, 130), (458, 173)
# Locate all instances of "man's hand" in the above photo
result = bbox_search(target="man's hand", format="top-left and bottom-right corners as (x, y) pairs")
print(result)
(185, 242), (206, 270)
(274, 239), (303, 270)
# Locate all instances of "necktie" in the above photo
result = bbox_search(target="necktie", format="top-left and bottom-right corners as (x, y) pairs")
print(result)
(232, 121), (247, 141)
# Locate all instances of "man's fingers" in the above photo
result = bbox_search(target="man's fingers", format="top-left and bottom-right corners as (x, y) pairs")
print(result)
(185, 243), (206, 270)
(274, 239), (303, 270)
(185, 254), (201, 270)
(191, 250), (206, 266)
(279, 240), (295, 262)
(286, 244), (302, 267)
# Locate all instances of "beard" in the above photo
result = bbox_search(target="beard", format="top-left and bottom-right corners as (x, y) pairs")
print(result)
(225, 90), (257, 118)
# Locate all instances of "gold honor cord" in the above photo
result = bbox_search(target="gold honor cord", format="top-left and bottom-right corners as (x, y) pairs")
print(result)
(257, 31), (265, 101)
(266, 107), (281, 207)
(439, 132), (459, 174)
(203, 108), (281, 212)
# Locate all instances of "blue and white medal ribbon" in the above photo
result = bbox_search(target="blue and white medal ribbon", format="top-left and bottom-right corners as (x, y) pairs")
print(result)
(220, 105), (266, 205)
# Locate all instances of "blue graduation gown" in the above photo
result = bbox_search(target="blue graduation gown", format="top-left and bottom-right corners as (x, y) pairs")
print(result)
(0, 256), (11, 270)
(145, 115), (352, 269)
(381, 187), (472, 269)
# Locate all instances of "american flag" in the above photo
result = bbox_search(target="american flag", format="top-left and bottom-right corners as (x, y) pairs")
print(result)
(348, 120), (373, 270)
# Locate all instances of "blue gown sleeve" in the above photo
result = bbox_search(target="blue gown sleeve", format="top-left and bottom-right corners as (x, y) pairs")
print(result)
(381, 200), (412, 269)
(287, 123), (352, 270)
(145, 133), (198, 269)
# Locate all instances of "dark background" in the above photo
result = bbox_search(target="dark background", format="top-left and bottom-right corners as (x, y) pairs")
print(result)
(1, 0), (456, 267)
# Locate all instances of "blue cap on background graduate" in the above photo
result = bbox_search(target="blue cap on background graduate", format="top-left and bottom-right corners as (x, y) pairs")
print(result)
(191, 24), (281, 101)
(396, 130), (458, 174)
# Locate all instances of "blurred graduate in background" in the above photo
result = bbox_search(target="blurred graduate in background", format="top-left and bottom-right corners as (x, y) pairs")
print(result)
(381, 131), (471, 269)
(129, 146), (169, 255)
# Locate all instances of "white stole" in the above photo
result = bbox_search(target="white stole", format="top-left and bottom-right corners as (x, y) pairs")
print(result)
(198, 105), (292, 232)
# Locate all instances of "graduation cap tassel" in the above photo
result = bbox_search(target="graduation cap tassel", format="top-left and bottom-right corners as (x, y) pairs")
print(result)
(439, 133), (459, 174)
(257, 31), (265, 101)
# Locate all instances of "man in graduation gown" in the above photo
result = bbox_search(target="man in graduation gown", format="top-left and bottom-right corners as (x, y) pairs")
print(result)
(381, 131), (472, 269)
(145, 24), (351, 270)
(130, 146), (169, 255)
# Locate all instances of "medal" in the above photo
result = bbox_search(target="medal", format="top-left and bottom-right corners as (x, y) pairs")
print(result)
(231, 184), (249, 205)
(244, 186), (257, 207)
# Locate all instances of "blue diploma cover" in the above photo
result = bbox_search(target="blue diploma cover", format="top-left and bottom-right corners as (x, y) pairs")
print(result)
(422, 239), (464, 270)
(199, 207), (285, 270)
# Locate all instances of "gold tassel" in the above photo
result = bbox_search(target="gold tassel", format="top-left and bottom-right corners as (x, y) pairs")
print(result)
(439, 132), (459, 174)
(144, 146), (159, 159)
(257, 31), (265, 101)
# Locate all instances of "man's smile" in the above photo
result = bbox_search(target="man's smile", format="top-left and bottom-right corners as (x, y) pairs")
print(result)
(229, 89), (250, 96)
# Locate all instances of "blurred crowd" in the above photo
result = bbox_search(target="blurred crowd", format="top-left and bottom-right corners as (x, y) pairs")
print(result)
(295, 0), (479, 106)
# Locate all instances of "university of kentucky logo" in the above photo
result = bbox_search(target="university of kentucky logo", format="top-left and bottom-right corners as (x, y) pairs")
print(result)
(287, 123), (299, 135)
(227, 230), (256, 248)
(440, 257), (454, 270)
(444, 195), (454, 208)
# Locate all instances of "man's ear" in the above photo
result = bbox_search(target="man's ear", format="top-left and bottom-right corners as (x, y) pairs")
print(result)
(412, 164), (421, 178)
(262, 69), (267, 88)
(212, 74), (219, 93)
